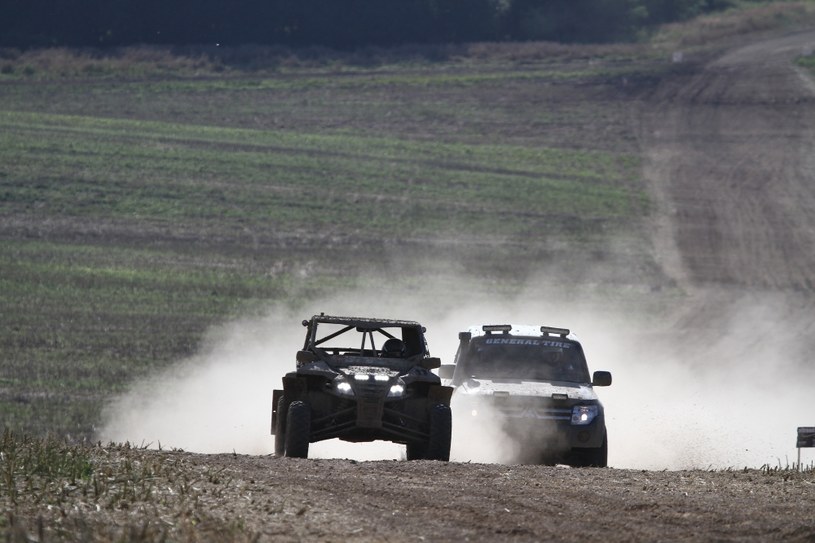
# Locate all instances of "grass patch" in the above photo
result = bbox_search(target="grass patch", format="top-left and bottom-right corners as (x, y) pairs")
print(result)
(797, 50), (815, 75)
(0, 110), (644, 240)
(651, 1), (815, 52)
(0, 432), (262, 541)
(0, 237), (358, 437)
(1, 430), (93, 507)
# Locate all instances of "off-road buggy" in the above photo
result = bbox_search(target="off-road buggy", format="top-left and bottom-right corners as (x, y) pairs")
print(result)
(272, 314), (453, 460)
(440, 324), (612, 467)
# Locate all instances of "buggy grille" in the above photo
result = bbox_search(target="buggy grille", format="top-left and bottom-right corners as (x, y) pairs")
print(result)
(354, 381), (389, 399)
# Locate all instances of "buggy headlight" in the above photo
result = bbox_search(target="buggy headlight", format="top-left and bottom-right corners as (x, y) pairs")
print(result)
(387, 384), (405, 397)
(333, 377), (355, 396)
(571, 405), (599, 425)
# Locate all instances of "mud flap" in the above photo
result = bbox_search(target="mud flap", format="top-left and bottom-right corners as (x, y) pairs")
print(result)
(428, 385), (454, 406)
(271, 389), (283, 434)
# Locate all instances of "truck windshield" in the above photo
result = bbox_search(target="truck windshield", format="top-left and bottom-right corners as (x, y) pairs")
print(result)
(463, 337), (590, 383)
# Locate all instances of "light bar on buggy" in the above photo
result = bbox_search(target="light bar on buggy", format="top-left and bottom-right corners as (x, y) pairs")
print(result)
(482, 325), (512, 332)
(540, 326), (570, 337)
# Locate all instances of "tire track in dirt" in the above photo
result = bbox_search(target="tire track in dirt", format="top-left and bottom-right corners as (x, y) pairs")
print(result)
(640, 30), (815, 292)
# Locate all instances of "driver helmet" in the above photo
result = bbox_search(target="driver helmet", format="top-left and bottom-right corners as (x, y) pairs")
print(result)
(381, 338), (406, 358)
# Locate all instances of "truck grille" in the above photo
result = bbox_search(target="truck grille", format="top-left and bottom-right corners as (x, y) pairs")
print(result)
(491, 397), (572, 421)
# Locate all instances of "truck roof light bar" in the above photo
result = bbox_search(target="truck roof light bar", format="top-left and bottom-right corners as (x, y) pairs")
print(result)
(540, 326), (569, 337)
(482, 324), (512, 333)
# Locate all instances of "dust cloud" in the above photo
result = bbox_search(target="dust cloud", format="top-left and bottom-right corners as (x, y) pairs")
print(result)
(98, 308), (304, 455)
(98, 281), (815, 470)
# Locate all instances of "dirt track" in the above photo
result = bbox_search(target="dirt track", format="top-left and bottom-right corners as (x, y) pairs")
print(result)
(151, 454), (815, 542)
(640, 30), (815, 292)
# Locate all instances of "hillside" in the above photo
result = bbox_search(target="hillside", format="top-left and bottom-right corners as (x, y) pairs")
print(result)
(1, 37), (662, 440)
(3, 5), (815, 541)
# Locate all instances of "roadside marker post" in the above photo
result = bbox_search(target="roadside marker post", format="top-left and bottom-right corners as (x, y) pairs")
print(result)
(796, 427), (815, 471)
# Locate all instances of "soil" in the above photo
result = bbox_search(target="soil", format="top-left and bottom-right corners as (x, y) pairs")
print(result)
(7, 28), (815, 543)
(5, 446), (815, 542)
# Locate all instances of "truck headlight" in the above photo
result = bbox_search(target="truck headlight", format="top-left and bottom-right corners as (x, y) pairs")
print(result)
(571, 405), (599, 425)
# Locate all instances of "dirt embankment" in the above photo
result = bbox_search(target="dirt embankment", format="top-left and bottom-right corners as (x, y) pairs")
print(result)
(5, 447), (815, 542)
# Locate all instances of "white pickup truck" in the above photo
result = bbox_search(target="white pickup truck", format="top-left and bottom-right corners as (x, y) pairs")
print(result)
(440, 324), (611, 467)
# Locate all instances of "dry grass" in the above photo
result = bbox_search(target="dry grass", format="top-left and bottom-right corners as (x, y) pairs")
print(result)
(3, 3), (814, 81)
(652, 1), (815, 51)
(0, 46), (224, 79)
(0, 40), (653, 80)
(0, 431), (261, 542)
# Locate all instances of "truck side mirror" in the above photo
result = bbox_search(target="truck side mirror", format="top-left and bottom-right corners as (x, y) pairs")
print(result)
(438, 364), (455, 379)
(592, 371), (612, 387)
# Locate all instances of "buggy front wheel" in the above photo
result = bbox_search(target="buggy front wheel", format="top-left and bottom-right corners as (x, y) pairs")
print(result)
(284, 401), (311, 459)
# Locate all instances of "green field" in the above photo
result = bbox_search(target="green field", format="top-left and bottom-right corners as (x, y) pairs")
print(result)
(8, 0), (813, 439)
(0, 46), (660, 438)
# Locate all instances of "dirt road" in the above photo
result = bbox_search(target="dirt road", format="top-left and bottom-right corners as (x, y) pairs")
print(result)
(640, 30), (815, 292)
(144, 454), (815, 542)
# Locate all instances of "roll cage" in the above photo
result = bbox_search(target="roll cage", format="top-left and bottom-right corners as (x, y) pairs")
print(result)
(302, 315), (429, 362)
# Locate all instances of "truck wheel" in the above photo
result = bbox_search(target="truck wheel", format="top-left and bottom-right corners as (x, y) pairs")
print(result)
(274, 396), (287, 457)
(575, 434), (608, 467)
(284, 401), (311, 459)
(425, 404), (452, 461)
(588, 434), (608, 467)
